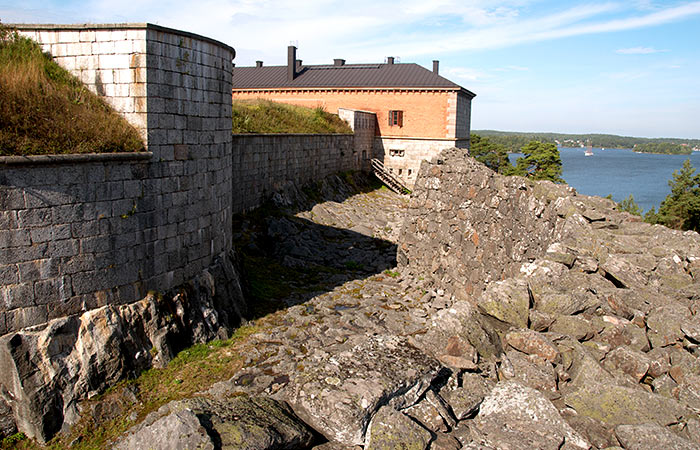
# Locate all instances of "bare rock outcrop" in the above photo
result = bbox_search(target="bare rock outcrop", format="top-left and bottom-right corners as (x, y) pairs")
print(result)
(0, 251), (247, 442)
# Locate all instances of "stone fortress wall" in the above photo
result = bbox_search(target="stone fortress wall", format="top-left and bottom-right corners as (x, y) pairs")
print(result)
(0, 24), (361, 336)
(231, 133), (356, 212)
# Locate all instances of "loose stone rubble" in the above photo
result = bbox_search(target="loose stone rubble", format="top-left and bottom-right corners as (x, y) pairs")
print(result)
(117, 150), (700, 449)
(8, 152), (700, 449)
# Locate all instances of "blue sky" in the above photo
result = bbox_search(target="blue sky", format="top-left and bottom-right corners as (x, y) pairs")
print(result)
(2, 1), (699, 138)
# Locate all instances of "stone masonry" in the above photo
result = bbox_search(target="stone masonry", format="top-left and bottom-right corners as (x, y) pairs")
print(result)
(231, 134), (357, 213)
(1, 23), (235, 334)
(338, 108), (375, 171)
(398, 148), (576, 300)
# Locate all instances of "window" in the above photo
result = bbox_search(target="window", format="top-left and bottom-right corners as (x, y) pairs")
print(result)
(390, 149), (405, 157)
(388, 110), (403, 127)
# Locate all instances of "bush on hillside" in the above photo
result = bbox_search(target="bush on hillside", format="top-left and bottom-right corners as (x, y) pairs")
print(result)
(232, 99), (353, 134)
(0, 22), (143, 156)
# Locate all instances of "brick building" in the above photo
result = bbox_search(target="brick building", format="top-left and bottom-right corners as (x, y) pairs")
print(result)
(231, 46), (476, 187)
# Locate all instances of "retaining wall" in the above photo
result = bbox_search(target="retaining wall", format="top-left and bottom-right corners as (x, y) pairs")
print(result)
(1, 24), (234, 335)
(231, 134), (357, 212)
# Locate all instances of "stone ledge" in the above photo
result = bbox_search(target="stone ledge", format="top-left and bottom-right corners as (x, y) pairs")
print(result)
(0, 152), (152, 166)
(8, 23), (236, 58)
(232, 133), (353, 137)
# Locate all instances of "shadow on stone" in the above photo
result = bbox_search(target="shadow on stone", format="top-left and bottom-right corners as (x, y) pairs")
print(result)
(232, 171), (401, 319)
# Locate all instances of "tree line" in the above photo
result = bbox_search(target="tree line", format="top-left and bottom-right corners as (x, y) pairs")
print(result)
(473, 130), (700, 153)
(633, 142), (692, 155)
(469, 133), (700, 233)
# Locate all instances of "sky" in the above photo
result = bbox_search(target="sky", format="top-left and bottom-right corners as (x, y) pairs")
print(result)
(2, 0), (699, 139)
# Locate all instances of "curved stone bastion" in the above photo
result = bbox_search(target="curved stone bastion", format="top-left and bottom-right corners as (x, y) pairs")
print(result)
(0, 23), (238, 441)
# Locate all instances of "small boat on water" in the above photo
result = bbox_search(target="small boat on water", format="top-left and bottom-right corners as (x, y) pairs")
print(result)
(585, 140), (594, 156)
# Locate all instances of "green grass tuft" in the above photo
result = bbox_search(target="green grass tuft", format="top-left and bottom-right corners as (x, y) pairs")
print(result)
(232, 99), (353, 134)
(0, 22), (144, 156)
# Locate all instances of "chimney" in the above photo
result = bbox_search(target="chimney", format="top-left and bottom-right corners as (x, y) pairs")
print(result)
(432, 60), (439, 74)
(387, 57), (394, 64)
(287, 45), (297, 81)
(334, 58), (345, 66)
(256, 61), (263, 68)
(296, 59), (302, 70)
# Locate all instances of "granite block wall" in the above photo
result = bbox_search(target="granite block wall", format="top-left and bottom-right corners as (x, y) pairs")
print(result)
(231, 134), (357, 212)
(1, 24), (235, 335)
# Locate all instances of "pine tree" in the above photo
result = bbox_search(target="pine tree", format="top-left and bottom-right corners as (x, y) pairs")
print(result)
(647, 159), (700, 232)
(469, 134), (512, 174)
(505, 141), (564, 183)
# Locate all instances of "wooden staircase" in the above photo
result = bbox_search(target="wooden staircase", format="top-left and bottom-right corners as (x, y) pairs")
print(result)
(371, 158), (410, 195)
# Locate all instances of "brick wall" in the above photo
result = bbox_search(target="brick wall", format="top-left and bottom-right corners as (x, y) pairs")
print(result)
(231, 134), (357, 212)
(232, 89), (456, 139)
(0, 24), (234, 335)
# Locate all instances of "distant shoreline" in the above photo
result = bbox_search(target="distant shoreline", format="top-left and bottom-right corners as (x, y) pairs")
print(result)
(474, 130), (700, 154)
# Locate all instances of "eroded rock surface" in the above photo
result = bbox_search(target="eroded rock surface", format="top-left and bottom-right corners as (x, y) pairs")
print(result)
(0, 251), (247, 442)
(118, 152), (699, 449)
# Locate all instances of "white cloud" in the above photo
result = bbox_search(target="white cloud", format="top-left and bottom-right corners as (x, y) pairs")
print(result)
(4, 1), (700, 64)
(616, 46), (668, 54)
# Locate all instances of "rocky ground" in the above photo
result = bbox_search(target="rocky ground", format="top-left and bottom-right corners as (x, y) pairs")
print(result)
(16, 157), (700, 449)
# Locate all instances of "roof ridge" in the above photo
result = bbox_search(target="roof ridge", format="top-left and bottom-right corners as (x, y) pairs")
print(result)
(232, 61), (470, 93)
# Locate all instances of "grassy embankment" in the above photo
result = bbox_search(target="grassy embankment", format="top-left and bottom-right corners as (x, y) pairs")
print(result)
(0, 23), (143, 156)
(232, 99), (353, 134)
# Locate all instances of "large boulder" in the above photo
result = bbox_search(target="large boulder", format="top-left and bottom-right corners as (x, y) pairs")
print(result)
(471, 381), (588, 449)
(614, 423), (697, 450)
(562, 382), (691, 427)
(282, 334), (442, 446)
(476, 279), (530, 330)
(365, 405), (432, 450)
(116, 396), (314, 450)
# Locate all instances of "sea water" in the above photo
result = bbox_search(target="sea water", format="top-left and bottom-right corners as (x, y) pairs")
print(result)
(509, 147), (700, 213)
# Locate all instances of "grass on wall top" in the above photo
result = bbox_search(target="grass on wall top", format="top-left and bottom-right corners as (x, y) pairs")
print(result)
(0, 23), (144, 156)
(232, 99), (353, 134)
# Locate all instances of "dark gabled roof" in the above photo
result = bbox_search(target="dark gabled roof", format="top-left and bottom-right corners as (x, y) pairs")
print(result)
(232, 62), (475, 96)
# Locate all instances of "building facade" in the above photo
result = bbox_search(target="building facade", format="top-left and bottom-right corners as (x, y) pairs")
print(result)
(231, 48), (475, 187)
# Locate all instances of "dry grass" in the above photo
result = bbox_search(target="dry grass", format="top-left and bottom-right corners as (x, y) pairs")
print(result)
(232, 99), (353, 134)
(0, 23), (143, 156)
